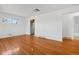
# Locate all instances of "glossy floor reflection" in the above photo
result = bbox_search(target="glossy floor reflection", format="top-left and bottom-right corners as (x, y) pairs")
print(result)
(0, 35), (79, 55)
(2, 47), (20, 55)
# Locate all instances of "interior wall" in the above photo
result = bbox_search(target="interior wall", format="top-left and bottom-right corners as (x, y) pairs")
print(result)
(0, 12), (27, 38)
(73, 16), (79, 39)
(62, 14), (74, 39)
(27, 12), (62, 41)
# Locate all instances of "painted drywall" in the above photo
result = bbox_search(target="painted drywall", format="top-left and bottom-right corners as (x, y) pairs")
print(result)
(73, 16), (79, 39)
(26, 8), (79, 41)
(27, 12), (62, 41)
(0, 12), (27, 38)
(62, 14), (74, 39)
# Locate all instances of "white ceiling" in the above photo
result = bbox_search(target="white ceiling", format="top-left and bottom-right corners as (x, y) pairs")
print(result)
(0, 4), (78, 18)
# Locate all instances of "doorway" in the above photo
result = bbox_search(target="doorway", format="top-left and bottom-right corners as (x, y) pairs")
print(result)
(30, 19), (35, 36)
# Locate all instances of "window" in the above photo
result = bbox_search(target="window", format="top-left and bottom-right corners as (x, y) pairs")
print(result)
(0, 17), (18, 24)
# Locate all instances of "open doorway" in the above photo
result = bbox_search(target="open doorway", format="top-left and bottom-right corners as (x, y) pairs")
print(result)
(30, 19), (35, 36)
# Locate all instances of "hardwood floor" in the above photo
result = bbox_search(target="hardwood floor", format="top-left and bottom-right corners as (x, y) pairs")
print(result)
(0, 35), (79, 55)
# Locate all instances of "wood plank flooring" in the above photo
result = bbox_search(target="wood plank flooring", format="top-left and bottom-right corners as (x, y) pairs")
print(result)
(0, 35), (79, 55)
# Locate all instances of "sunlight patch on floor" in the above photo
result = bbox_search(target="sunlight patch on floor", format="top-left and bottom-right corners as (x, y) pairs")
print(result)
(2, 47), (20, 55)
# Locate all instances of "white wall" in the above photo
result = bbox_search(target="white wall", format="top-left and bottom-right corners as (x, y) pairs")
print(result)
(0, 5), (78, 41)
(25, 9), (79, 41)
(74, 16), (79, 34)
(62, 14), (74, 39)
(26, 9), (77, 41)
(0, 12), (27, 38)
(27, 12), (62, 41)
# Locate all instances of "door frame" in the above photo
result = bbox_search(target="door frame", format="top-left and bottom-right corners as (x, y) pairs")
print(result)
(30, 19), (35, 36)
